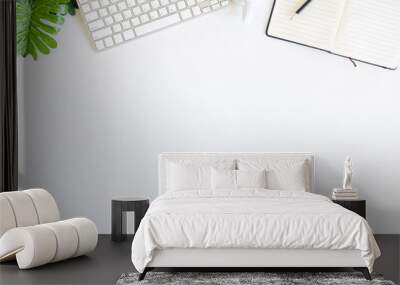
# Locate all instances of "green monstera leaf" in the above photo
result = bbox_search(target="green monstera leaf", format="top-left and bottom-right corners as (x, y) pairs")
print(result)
(67, 0), (78, 16)
(16, 0), (72, 60)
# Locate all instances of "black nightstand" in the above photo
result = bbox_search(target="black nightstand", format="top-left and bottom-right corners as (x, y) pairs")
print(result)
(111, 197), (149, 242)
(332, 199), (366, 219)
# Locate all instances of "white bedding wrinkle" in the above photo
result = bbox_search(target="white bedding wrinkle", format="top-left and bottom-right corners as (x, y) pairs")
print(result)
(131, 190), (380, 273)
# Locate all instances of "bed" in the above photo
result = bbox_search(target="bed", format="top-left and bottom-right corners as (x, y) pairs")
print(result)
(131, 153), (380, 280)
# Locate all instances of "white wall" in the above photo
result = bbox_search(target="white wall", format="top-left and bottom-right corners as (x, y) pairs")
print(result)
(21, 0), (400, 233)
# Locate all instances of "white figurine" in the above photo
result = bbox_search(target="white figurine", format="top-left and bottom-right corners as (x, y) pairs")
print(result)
(342, 156), (353, 190)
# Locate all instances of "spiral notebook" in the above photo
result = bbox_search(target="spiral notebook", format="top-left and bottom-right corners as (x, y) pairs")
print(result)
(266, 0), (400, 70)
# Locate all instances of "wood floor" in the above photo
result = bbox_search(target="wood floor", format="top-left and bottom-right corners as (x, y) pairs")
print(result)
(0, 234), (399, 285)
(0, 235), (133, 285)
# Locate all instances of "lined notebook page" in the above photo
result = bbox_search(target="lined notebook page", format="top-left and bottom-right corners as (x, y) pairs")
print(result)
(333, 0), (400, 69)
(267, 0), (346, 50)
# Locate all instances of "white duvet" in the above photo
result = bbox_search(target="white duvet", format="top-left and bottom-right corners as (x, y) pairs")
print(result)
(131, 190), (380, 272)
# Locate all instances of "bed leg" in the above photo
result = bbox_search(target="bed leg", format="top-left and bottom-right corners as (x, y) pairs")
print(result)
(138, 268), (148, 281)
(354, 267), (371, 280)
(362, 268), (372, 281)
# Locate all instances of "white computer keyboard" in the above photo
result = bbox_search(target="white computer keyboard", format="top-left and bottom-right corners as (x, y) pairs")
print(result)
(77, 0), (230, 50)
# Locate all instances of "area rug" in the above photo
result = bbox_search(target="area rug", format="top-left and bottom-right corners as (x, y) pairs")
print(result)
(116, 272), (396, 285)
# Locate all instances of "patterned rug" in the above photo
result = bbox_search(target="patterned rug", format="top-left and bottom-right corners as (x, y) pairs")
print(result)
(116, 272), (396, 285)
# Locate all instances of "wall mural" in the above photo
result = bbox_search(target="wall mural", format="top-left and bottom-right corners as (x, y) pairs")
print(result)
(16, 0), (78, 60)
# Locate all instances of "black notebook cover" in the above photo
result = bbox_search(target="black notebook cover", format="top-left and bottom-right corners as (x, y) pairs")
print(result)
(265, 0), (397, 70)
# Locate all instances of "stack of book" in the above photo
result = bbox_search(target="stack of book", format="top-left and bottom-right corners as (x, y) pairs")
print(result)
(332, 188), (359, 200)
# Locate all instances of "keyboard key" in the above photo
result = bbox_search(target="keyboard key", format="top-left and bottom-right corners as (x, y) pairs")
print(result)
(141, 3), (151, 12)
(111, 0), (118, 3)
(100, 0), (110, 6)
(187, 0), (195, 5)
(150, 0), (160, 8)
(123, 29), (135, 40)
(122, 20), (131, 29)
(104, 36), (114, 47)
(113, 13), (123, 21)
(158, 7), (167, 16)
(177, 1), (186, 9)
(140, 13), (150, 23)
(91, 1), (100, 9)
(81, 4), (91, 12)
(108, 4), (117, 13)
(118, 2), (127, 10)
(168, 4), (177, 12)
(92, 27), (112, 39)
(137, 0), (146, 4)
(113, 33), (123, 43)
(180, 8), (192, 19)
(131, 17), (140, 26)
(85, 11), (99, 21)
(221, 0), (228, 5)
(191, 6), (201, 15)
(88, 19), (105, 31)
(99, 8), (108, 16)
(113, 23), (122, 32)
(132, 6), (141, 15)
(104, 16), (114, 25)
(135, 13), (180, 35)
(127, 0), (136, 6)
(203, 6), (211, 12)
(160, 0), (169, 6)
(198, 0), (209, 8)
(150, 11), (159, 19)
(123, 9), (132, 18)
(211, 3), (220, 9)
(95, 40), (105, 50)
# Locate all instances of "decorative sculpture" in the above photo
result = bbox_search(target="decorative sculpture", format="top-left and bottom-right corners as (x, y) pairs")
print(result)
(342, 156), (353, 190)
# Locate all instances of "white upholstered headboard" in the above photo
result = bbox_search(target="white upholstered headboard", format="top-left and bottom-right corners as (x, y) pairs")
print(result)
(158, 152), (315, 195)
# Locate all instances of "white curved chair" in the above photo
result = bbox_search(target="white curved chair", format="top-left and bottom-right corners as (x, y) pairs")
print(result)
(0, 189), (98, 269)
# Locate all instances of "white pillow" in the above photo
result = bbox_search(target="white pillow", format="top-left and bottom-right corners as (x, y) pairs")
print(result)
(167, 163), (211, 191)
(269, 163), (306, 191)
(211, 169), (268, 190)
(238, 159), (309, 191)
(211, 169), (236, 190)
(237, 170), (267, 189)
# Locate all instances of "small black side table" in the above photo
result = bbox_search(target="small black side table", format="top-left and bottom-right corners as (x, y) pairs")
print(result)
(111, 197), (149, 242)
(333, 199), (366, 219)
